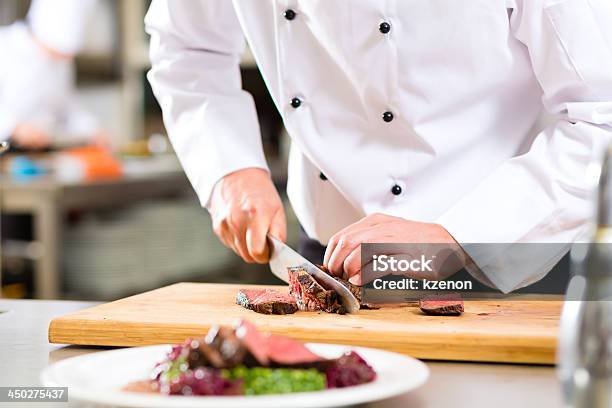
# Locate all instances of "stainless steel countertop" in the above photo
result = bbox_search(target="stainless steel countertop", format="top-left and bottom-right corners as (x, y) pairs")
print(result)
(0, 299), (562, 407)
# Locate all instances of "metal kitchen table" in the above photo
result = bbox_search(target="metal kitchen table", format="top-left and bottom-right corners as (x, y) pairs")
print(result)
(0, 171), (192, 299)
(0, 299), (562, 407)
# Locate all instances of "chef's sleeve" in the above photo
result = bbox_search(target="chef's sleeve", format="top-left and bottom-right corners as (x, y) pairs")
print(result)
(436, 0), (612, 293)
(145, 0), (268, 208)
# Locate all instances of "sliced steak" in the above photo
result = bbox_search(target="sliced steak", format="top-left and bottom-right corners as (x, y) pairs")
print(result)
(234, 319), (271, 366)
(334, 277), (362, 301)
(288, 266), (344, 313)
(186, 340), (227, 368)
(318, 265), (380, 310)
(316, 264), (363, 301)
(419, 294), (464, 315)
(236, 288), (298, 315)
(267, 334), (331, 369)
(204, 325), (252, 367)
(154, 319), (335, 382)
(234, 320), (331, 368)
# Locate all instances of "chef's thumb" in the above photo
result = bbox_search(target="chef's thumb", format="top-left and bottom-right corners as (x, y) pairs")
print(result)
(246, 207), (286, 263)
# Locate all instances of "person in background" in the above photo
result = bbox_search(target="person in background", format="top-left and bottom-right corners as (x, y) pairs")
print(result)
(0, 0), (100, 150)
(146, 1), (612, 292)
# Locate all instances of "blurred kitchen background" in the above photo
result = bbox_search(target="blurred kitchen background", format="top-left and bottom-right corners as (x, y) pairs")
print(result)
(0, 0), (296, 300)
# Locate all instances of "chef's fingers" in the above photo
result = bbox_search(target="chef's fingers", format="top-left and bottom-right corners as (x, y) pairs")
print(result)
(343, 247), (362, 283)
(323, 214), (383, 266)
(245, 228), (268, 263)
(228, 212), (255, 263)
(213, 218), (231, 248)
(234, 229), (256, 263)
(326, 231), (362, 277)
(324, 227), (353, 266)
(223, 232), (240, 256)
(245, 209), (273, 263)
(323, 234), (345, 273)
(244, 204), (286, 263)
(214, 219), (241, 256)
(233, 236), (255, 263)
(268, 206), (287, 242)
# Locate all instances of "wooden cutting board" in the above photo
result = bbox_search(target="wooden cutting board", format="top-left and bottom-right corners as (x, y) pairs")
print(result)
(49, 283), (562, 364)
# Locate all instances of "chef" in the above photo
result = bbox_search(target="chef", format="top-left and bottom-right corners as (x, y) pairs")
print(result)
(0, 0), (99, 150)
(146, 0), (612, 293)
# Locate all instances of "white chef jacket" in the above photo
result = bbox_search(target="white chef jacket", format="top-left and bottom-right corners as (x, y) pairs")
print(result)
(0, 0), (97, 142)
(145, 0), (612, 293)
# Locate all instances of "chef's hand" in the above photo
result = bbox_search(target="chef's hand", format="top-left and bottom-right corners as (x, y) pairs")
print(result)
(323, 213), (468, 284)
(209, 167), (286, 263)
(11, 123), (51, 149)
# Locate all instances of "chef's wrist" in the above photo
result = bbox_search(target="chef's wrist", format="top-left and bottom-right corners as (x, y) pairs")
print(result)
(214, 167), (272, 192)
(433, 223), (499, 288)
(207, 167), (272, 210)
(435, 223), (472, 270)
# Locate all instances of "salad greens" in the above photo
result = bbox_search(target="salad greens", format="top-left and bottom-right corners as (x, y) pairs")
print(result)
(222, 366), (326, 395)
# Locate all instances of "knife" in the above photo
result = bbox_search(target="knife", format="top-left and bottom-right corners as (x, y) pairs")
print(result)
(267, 235), (360, 313)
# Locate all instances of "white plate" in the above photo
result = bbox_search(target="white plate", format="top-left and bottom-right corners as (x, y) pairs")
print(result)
(42, 343), (429, 408)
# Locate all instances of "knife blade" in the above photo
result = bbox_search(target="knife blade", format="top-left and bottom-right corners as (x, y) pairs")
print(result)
(267, 235), (360, 313)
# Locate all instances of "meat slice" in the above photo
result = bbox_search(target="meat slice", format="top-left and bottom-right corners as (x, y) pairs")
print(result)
(318, 265), (379, 310)
(267, 335), (331, 369)
(235, 320), (330, 369)
(316, 264), (363, 302)
(152, 319), (334, 385)
(234, 319), (271, 366)
(333, 277), (362, 301)
(288, 266), (344, 313)
(236, 288), (298, 315)
(203, 325), (252, 367)
(419, 294), (464, 315)
(187, 340), (227, 368)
